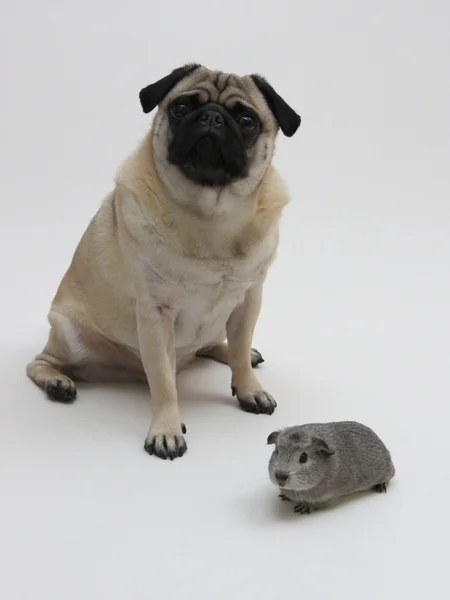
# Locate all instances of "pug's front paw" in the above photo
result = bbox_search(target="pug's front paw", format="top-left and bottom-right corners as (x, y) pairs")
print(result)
(144, 431), (187, 460)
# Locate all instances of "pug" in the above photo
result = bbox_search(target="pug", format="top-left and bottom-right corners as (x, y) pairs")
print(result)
(26, 63), (301, 460)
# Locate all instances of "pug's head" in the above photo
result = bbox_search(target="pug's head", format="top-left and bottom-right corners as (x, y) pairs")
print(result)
(139, 64), (300, 206)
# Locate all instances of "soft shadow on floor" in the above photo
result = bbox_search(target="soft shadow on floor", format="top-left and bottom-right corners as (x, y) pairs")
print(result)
(75, 355), (246, 414)
(231, 481), (393, 527)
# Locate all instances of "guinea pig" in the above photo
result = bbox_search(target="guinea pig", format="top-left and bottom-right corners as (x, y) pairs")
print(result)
(267, 421), (395, 514)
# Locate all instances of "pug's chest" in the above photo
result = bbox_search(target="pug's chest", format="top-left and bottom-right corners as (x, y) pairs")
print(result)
(146, 254), (266, 349)
(179, 278), (250, 342)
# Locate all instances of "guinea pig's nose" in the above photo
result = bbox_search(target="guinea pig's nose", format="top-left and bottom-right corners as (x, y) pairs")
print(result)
(275, 471), (289, 485)
(199, 109), (224, 128)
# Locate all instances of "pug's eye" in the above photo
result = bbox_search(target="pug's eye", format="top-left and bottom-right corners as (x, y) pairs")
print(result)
(172, 102), (191, 118)
(299, 452), (308, 464)
(237, 113), (257, 131)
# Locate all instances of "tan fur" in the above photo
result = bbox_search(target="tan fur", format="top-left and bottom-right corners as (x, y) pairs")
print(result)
(27, 67), (292, 459)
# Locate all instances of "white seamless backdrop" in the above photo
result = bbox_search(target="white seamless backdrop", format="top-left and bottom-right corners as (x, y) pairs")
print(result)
(1, 1), (449, 599)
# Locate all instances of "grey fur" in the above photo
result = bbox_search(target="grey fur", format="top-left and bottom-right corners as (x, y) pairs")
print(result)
(268, 421), (395, 514)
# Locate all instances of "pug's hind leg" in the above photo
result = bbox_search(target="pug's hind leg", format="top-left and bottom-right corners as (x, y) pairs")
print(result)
(198, 343), (265, 368)
(26, 326), (77, 403)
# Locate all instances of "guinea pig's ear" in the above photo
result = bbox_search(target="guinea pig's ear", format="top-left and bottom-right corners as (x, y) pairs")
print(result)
(139, 63), (201, 114)
(267, 431), (280, 445)
(312, 437), (335, 457)
(251, 74), (301, 137)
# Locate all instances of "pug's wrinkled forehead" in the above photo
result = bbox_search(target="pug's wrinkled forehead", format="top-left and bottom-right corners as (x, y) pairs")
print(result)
(140, 63), (301, 138)
(162, 67), (277, 131)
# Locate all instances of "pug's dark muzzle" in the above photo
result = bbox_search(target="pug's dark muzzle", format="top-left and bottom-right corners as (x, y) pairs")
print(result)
(168, 103), (248, 187)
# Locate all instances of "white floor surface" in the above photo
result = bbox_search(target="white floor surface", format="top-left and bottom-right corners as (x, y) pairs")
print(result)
(1, 2), (449, 599)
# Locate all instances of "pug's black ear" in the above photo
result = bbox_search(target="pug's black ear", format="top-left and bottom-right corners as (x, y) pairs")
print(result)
(312, 437), (335, 457)
(267, 431), (280, 445)
(251, 74), (301, 137)
(139, 63), (201, 114)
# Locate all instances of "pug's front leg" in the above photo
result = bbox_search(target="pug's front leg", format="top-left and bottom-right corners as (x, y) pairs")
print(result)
(227, 283), (276, 415)
(136, 299), (186, 460)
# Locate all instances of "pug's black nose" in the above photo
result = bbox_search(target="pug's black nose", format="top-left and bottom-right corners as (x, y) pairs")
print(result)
(275, 471), (289, 485)
(199, 110), (224, 128)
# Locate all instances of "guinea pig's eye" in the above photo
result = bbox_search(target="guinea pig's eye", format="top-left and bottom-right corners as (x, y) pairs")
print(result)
(172, 101), (191, 118)
(299, 452), (308, 464)
(237, 113), (257, 132)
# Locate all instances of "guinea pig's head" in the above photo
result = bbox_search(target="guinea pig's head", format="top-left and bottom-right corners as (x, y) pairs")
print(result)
(267, 428), (335, 492)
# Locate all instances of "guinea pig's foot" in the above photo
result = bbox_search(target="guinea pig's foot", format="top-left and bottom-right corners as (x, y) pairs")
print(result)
(373, 482), (388, 493)
(294, 502), (314, 515)
(232, 386), (277, 415)
(279, 493), (291, 502)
